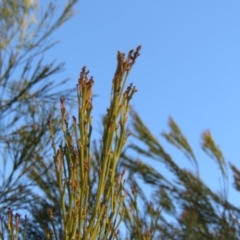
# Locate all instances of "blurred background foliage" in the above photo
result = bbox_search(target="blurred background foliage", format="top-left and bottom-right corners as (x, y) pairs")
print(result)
(0, 0), (78, 238)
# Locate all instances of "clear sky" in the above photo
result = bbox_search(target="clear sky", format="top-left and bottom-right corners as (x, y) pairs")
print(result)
(47, 0), (240, 209)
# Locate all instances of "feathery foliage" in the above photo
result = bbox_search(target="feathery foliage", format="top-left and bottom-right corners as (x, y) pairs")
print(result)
(1, 1), (240, 239)
(0, 0), (78, 238)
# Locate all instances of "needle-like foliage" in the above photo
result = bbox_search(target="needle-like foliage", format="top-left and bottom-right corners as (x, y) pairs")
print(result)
(0, 0), (78, 238)
(1, 2), (240, 239)
(121, 111), (240, 239)
(22, 47), (140, 239)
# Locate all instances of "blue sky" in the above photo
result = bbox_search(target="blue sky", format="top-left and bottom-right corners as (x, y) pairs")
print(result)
(48, 0), (240, 209)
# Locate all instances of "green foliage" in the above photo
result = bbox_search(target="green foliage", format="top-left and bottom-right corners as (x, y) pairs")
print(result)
(121, 111), (240, 239)
(0, 45), (142, 239)
(1, 1), (240, 239)
(0, 0), (78, 239)
(46, 47), (140, 239)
